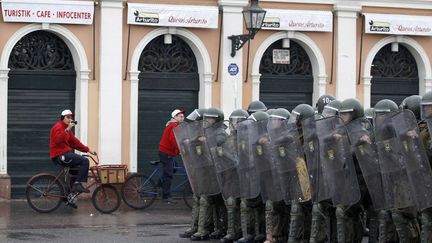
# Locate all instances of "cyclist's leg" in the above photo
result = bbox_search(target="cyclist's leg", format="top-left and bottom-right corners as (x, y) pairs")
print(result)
(158, 151), (174, 199)
(59, 152), (89, 182)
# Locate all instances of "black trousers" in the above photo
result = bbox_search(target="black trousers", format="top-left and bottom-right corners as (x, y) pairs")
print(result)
(158, 151), (176, 199)
(52, 152), (89, 182)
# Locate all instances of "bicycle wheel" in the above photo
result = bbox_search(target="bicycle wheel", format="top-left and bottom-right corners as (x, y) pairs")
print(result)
(183, 183), (193, 210)
(92, 184), (121, 214)
(121, 174), (157, 209)
(26, 174), (65, 213)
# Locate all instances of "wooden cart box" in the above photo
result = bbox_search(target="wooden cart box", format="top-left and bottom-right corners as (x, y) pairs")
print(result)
(98, 165), (128, 184)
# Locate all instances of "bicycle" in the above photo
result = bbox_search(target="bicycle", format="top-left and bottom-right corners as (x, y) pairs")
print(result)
(25, 153), (122, 214)
(121, 160), (193, 210)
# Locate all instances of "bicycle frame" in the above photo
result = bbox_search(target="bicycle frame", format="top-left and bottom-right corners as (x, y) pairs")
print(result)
(26, 154), (101, 200)
(143, 162), (190, 196)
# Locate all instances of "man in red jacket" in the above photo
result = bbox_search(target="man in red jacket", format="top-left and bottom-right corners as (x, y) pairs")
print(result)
(159, 109), (185, 204)
(50, 109), (96, 193)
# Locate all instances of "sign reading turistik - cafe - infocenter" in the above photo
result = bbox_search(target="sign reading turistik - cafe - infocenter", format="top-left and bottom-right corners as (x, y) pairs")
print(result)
(2, 0), (94, 25)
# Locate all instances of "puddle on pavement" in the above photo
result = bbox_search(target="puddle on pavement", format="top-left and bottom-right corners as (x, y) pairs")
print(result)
(6, 232), (58, 241)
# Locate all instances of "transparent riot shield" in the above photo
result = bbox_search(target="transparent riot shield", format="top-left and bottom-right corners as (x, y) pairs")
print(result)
(205, 121), (241, 200)
(182, 120), (220, 196)
(237, 119), (261, 199)
(392, 110), (432, 211)
(374, 112), (414, 210)
(173, 122), (199, 194)
(345, 118), (386, 210)
(302, 116), (329, 203)
(268, 117), (311, 204)
(253, 119), (283, 202)
(316, 116), (361, 207)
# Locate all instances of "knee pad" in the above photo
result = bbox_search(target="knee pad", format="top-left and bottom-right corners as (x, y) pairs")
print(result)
(265, 200), (274, 212)
(226, 197), (234, 208)
(291, 203), (302, 216)
(312, 203), (324, 216)
(336, 207), (345, 220)
(200, 196), (210, 207)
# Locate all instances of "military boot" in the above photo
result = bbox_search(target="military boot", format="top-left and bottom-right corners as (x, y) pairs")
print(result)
(221, 197), (241, 243)
(421, 208), (432, 243)
(237, 199), (255, 243)
(391, 208), (420, 243)
(210, 196), (227, 240)
(180, 194), (200, 238)
(254, 203), (266, 242)
(309, 203), (327, 243)
(264, 200), (275, 242)
(367, 209), (379, 243)
(191, 196), (211, 241)
(288, 202), (304, 243)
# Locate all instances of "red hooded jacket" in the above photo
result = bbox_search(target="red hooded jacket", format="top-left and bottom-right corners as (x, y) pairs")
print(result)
(159, 121), (180, 156)
(50, 121), (89, 159)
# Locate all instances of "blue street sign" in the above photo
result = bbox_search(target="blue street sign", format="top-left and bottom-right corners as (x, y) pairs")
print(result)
(228, 63), (239, 76)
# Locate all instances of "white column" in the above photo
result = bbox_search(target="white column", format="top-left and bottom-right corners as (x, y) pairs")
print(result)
(219, 0), (248, 117)
(0, 69), (9, 174)
(363, 76), (372, 108)
(129, 71), (139, 173)
(99, 0), (123, 164)
(76, 69), (90, 146)
(202, 72), (214, 108)
(334, 3), (361, 100)
(425, 77), (432, 94)
(251, 73), (261, 101)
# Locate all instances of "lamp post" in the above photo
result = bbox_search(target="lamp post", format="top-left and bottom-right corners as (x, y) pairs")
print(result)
(228, 0), (266, 57)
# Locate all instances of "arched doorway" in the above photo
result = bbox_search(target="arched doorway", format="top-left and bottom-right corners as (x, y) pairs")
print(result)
(137, 35), (199, 173)
(7, 31), (76, 198)
(259, 40), (313, 111)
(371, 43), (419, 106)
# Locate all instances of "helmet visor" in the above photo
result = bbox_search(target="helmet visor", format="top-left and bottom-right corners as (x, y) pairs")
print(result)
(421, 102), (432, 120)
(186, 110), (201, 121)
(322, 106), (338, 118)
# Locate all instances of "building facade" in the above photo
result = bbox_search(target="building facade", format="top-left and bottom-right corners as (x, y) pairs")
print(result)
(1, 0), (432, 198)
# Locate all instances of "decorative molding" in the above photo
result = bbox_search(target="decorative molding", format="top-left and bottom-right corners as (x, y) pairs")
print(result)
(261, 0), (432, 10)
(218, 0), (248, 8)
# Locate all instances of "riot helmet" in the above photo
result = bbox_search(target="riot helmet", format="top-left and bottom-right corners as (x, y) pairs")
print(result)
(248, 110), (269, 121)
(339, 98), (364, 123)
(247, 100), (267, 114)
(267, 108), (276, 116)
(322, 100), (342, 118)
(186, 108), (207, 121)
(288, 104), (315, 124)
(400, 95), (421, 120)
(203, 107), (224, 125)
(421, 91), (432, 120)
(374, 99), (398, 126)
(364, 108), (375, 125)
(269, 108), (290, 120)
(229, 109), (249, 126)
(316, 94), (336, 114)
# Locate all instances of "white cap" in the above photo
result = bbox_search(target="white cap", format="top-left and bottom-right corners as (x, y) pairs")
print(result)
(61, 109), (74, 117)
(171, 109), (185, 118)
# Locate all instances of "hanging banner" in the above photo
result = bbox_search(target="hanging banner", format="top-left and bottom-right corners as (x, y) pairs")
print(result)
(1, 0), (94, 25)
(127, 3), (218, 29)
(262, 9), (332, 32)
(364, 13), (432, 36)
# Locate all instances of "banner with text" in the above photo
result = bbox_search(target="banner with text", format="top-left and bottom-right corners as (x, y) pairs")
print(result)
(2, 0), (94, 25)
(364, 13), (432, 36)
(262, 9), (332, 32)
(127, 3), (218, 29)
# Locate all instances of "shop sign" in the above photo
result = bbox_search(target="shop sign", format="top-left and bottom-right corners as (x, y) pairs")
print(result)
(127, 3), (218, 29)
(228, 63), (239, 76)
(364, 13), (432, 36)
(262, 9), (332, 32)
(272, 49), (290, 64)
(2, 0), (94, 25)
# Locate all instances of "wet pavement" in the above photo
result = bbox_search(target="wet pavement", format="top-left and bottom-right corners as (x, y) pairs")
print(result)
(0, 198), (212, 242)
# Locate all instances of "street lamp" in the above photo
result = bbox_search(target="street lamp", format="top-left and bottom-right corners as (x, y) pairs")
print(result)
(228, 0), (267, 57)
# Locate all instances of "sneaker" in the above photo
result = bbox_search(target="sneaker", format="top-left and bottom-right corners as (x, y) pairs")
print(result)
(72, 182), (90, 193)
(163, 198), (178, 204)
(65, 202), (78, 209)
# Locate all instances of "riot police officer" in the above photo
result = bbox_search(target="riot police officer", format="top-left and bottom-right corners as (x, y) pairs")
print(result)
(286, 104), (315, 243)
(374, 99), (420, 243)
